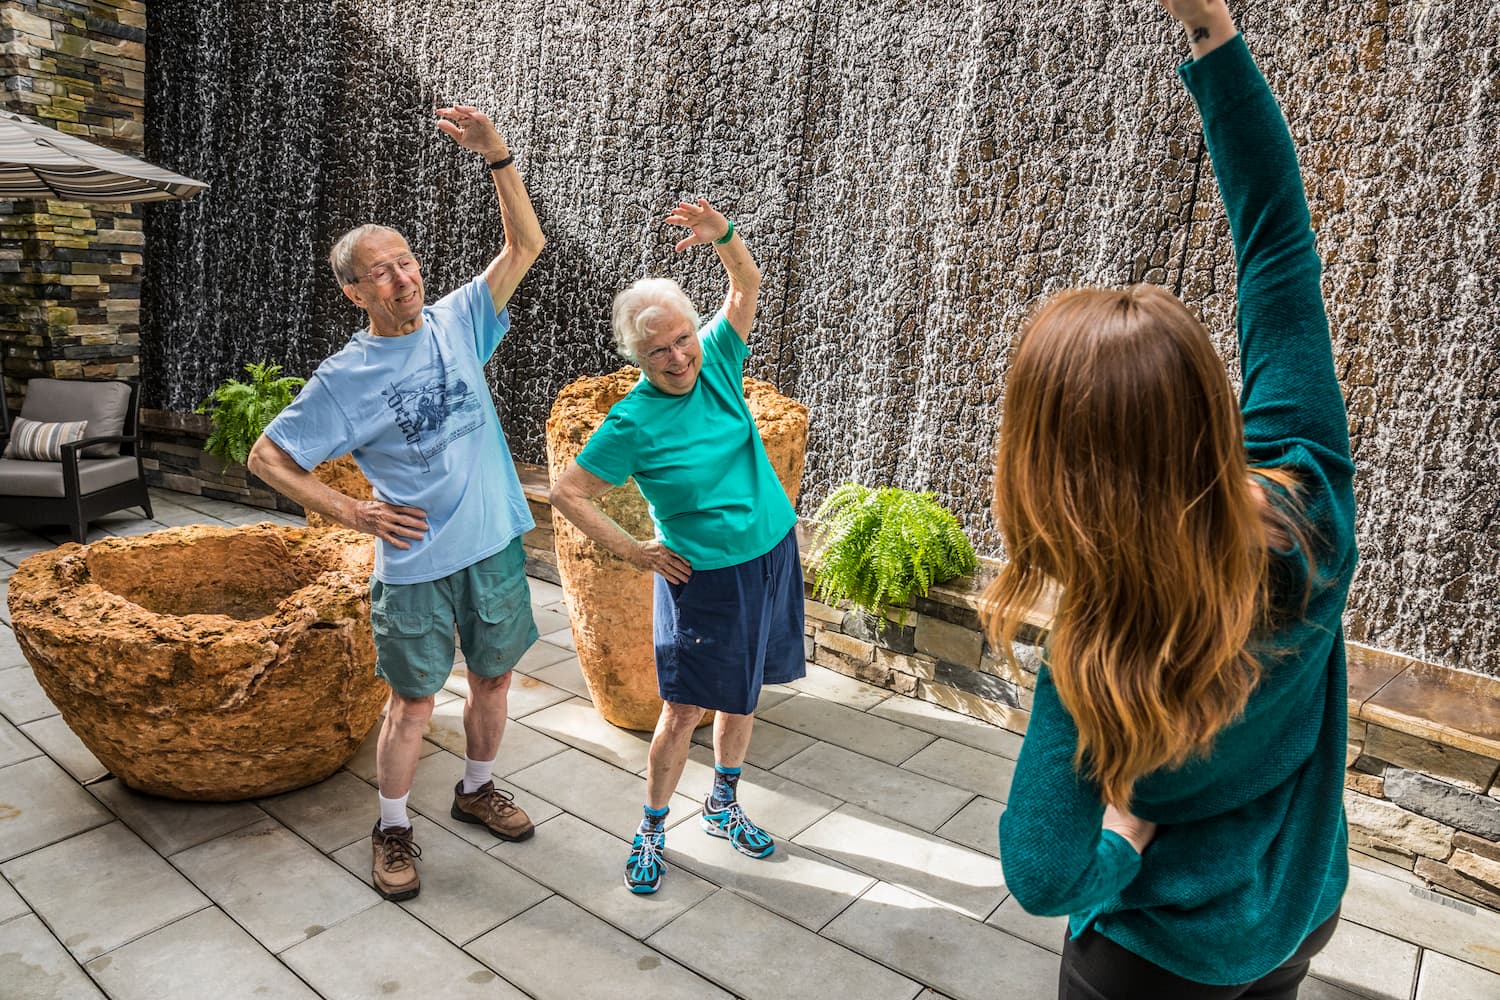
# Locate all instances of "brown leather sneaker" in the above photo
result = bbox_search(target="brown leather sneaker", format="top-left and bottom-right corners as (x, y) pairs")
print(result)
(371, 821), (421, 901)
(450, 780), (534, 841)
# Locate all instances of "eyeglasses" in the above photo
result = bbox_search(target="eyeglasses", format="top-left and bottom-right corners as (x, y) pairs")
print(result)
(358, 254), (420, 286)
(645, 333), (695, 363)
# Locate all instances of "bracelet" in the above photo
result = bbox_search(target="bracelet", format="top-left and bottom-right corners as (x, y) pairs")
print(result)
(713, 219), (736, 245)
(487, 154), (515, 171)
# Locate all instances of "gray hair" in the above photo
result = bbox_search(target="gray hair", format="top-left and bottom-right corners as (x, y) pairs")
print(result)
(328, 224), (405, 286)
(611, 278), (700, 361)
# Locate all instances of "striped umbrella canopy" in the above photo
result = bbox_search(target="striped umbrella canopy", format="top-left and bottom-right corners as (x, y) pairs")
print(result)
(0, 110), (206, 203)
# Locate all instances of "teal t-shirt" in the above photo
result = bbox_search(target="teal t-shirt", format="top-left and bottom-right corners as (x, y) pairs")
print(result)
(575, 313), (797, 571)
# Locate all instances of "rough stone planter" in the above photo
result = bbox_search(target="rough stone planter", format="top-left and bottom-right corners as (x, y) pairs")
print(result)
(7, 524), (388, 800)
(546, 368), (808, 731)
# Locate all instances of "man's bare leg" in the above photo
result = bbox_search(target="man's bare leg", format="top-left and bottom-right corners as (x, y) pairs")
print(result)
(376, 692), (436, 808)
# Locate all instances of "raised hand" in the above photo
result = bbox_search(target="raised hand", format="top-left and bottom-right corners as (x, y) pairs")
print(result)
(348, 500), (430, 550)
(632, 540), (692, 584)
(665, 198), (731, 253)
(435, 105), (508, 160)
(1158, 0), (1236, 58)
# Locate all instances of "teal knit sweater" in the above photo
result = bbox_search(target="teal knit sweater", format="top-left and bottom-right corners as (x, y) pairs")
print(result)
(997, 35), (1359, 986)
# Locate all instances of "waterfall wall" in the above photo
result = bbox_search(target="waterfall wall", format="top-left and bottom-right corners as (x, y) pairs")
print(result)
(144, 2), (1500, 676)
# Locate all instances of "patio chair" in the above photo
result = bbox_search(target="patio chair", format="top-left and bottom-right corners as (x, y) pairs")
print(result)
(0, 378), (152, 543)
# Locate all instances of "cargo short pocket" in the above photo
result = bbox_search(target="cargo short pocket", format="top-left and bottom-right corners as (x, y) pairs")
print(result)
(369, 608), (452, 697)
(370, 609), (435, 638)
(463, 582), (538, 678)
(474, 580), (526, 624)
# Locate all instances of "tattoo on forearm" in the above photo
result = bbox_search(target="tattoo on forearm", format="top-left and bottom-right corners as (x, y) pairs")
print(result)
(1191, 26), (1211, 44)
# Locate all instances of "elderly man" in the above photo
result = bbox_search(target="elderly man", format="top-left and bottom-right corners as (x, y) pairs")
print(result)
(248, 106), (544, 901)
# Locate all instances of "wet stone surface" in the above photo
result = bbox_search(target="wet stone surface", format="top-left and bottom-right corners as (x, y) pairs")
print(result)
(145, 2), (1500, 677)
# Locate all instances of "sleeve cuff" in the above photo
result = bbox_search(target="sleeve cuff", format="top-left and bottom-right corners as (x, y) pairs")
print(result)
(1177, 32), (1259, 120)
(262, 427), (319, 473)
(574, 452), (625, 488)
(1098, 828), (1146, 874)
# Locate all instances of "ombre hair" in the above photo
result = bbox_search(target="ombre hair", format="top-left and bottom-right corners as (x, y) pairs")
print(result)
(611, 277), (699, 361)
(980, 284), (1305, 807)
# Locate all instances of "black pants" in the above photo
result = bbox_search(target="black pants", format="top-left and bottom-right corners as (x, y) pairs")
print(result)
(1058, 910), (1340, 1000)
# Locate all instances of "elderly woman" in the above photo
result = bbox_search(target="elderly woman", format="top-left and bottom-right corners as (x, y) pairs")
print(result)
(550, 199), (803, 894)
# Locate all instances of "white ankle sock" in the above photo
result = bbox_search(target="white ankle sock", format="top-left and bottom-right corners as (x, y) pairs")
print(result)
(461, 756), (496, 794)
(378, 792), (410, 831)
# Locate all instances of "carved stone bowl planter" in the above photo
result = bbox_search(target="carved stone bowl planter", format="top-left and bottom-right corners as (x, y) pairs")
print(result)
(7, 524), (387, 800)
(546, 368), (808, 731)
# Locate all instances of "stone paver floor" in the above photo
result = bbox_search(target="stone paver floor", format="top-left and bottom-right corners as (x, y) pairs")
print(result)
(3, 491), (1500, 999)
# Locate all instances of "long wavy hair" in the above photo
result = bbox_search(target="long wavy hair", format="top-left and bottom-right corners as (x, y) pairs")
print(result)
(980, 285), (1303, 808)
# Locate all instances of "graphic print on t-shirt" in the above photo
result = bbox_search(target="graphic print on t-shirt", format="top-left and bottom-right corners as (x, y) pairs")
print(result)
(379, 351), (483, 472)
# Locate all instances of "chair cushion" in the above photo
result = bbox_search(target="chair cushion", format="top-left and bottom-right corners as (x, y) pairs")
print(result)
(3, 417), (88, 461)
(0, 456), (141, 497)
(18, 379), (130, 457)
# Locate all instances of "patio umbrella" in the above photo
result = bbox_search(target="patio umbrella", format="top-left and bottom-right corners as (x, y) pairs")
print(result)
(0, 110), (206, 203)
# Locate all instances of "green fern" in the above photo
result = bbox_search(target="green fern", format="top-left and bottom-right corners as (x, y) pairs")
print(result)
(196, 362), (305, 465)
(810, 482), (979, 619)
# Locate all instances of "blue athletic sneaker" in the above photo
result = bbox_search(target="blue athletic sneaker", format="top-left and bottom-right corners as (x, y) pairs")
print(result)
(624, 829), (666, 894)
(700, 798), (775, 858)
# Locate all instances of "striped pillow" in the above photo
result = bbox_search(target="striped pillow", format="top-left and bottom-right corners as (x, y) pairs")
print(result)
(3, 416), (89, 461)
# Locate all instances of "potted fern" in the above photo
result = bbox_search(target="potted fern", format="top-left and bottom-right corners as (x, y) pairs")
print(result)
(810, 482), (979, 621)
(196, 362), (305, 465)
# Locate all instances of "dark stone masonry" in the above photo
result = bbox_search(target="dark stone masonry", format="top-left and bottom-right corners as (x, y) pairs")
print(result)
(0, 1), (147, 407)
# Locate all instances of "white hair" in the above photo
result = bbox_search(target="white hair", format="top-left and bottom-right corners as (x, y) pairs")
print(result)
(328, 224), (405, 286)
(611, 277), (699, 361)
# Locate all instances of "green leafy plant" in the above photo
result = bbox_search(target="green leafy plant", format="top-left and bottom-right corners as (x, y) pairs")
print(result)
(196, 362), (305, 465)
(810, 482), (979, 619)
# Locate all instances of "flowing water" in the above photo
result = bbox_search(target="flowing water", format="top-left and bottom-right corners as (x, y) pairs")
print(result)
(144, 1), (1500, 675)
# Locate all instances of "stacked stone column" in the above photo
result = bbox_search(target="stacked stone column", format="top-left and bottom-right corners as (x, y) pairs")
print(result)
(0, 1), (147, 408)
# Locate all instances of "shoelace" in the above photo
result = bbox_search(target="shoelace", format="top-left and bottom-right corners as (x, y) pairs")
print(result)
(380, 830), (423, 870)
(725, 802), (765, 841)
(634, 831), (664, 871)
(479, 786), (519, 814)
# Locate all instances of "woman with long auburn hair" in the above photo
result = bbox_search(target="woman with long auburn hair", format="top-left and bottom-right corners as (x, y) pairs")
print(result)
(982, 3), (1358, 998)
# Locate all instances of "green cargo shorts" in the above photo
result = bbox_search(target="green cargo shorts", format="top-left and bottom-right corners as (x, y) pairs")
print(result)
(368, 537), (539, 699)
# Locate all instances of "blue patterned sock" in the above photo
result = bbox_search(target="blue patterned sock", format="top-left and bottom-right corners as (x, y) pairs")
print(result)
(639, 804), (669, 834)
(710, 765), (741, 808)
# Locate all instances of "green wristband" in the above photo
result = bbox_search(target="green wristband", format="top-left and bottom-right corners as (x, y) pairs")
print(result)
(713, 219), (736, 245)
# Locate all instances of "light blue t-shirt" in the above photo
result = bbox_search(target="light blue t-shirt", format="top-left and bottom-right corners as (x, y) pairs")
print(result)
(265, 276), (534, 584)
(575, 312), (797, 571)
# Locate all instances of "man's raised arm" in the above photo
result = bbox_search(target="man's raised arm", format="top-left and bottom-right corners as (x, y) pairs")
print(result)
(435, 105), (545, 313)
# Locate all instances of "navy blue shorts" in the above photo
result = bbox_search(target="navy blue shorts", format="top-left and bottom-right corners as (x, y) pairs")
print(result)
(653, 527), (807, 714)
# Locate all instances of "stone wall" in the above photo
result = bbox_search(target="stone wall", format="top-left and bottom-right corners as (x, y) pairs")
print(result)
(1346, 717), (1500, 909)
(139, 2), (1500, 678)
(0, 1), (147, 407)
(804, 573), (1039, 737)
(137, 409), (299, 514)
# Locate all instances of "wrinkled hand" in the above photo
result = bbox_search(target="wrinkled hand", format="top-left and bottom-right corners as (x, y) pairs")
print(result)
(435, 105), (508, 160)
(348, 500), (429, 550)
(1103, 804), (1158, 855)
(632, 540), (692, 584)
(665, 198), (730, 252)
